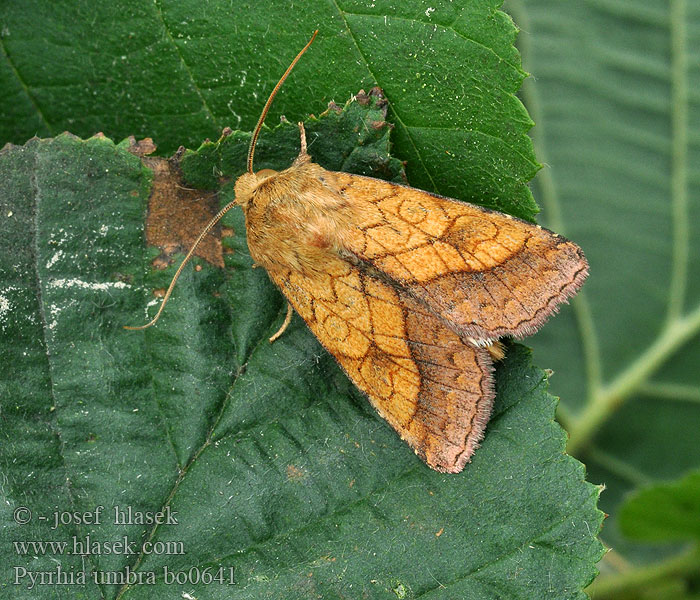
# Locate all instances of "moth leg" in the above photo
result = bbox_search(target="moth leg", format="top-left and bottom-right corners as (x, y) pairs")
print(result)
(269, 302), (293, 343)
(486, 341), (505, 361)
(292, 122), (311, 166)
(298, 122), (307, 154)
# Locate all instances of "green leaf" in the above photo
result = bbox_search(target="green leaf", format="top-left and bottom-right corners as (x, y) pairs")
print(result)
(0, 0), (538, 220)
(179, 91), (406, 190)
(503, 0), (700, 578)
(586, 471), (700, 600)
(1, 1), (604, 597)
(1, 104), (601, 600)
(620, 470), (700, 543)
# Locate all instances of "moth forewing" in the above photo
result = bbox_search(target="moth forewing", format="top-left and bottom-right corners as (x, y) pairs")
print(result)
(233, 135), (587, 472)
(128, 31), (588, 473)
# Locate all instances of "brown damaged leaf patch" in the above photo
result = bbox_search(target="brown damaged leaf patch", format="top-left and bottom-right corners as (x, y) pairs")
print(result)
(125, 135), (157, 157)
(143, 156), (224, 269)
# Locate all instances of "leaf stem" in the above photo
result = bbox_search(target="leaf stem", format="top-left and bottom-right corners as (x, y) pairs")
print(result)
(586, 546), (700, 599)
(567, 302), (700, 454)
(585, 445), (654, 487)
(507, 0), (698, 458)
(666, 0), (689, 324)
(329, 0), (440, 193)
(638, 381), (700, 403)
(151, 0), (220, 132)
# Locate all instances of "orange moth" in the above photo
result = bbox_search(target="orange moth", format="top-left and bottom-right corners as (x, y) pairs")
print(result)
(127, 31), (588, 473)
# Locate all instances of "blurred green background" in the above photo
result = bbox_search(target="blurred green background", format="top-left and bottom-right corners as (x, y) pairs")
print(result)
(2, 1), (699, 597)
(505, 1), (700, 597)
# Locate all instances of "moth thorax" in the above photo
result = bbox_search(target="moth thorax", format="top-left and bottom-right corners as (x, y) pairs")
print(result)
(233, 170), (279, 209)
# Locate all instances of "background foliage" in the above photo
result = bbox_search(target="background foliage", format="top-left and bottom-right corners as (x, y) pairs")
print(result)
(0, 4), (604, 597)
(504, 1), (700, 597)
(2, 0), (697, 597)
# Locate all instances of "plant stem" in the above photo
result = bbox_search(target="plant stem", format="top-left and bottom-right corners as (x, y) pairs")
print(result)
(567, 303), (700, 455)
(587, 546), (700, 599)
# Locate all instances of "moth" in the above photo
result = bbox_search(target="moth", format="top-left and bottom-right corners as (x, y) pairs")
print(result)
(127, 31), (588, 473)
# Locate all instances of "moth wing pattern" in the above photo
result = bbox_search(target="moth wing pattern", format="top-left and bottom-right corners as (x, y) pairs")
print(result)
(128, 29), (589, 474)
(333, 172), (588, 343)
(265, 255), (495, 473)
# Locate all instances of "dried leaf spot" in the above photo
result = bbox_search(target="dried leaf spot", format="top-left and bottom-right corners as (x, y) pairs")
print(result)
(286, 464), (306, 481)
(150, 255), (172, 271)
(125, 136), (157, 157)
(143, 157), (224, 268)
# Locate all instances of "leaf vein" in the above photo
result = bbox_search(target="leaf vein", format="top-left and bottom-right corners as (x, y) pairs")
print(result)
(151, 0), (221, 133)
(0, 34), (53, 135)
(414, 489), (601, 598)
(330, 0), (440, 191)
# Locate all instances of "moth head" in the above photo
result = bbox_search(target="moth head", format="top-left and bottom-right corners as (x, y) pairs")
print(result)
(234, 31), (317, 211)
(124, 31), (317, 331)
(234, 169), (278, 209)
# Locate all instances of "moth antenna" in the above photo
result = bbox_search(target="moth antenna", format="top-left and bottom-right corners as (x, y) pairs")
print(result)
(126, 31), (318, 331)
(247, 30), (318, 174)
(124, 198), (238, 330)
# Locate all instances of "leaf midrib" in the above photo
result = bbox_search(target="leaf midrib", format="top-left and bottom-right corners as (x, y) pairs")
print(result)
(113, 299), (276, 599)
(117, 354), (589, 596)
(151, 0), (220, 130)
(415, 488), (601, 599)
(666, 0), (689, 324)
(30, 145), (106, 599)
(329, 0), (438, 192)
